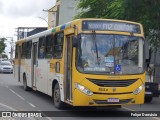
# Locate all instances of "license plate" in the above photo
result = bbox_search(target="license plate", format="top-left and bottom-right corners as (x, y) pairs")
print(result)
(145, 92), (152, 95)
(108, 98), (119, 102)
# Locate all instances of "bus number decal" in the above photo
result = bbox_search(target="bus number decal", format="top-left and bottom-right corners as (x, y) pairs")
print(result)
(99, 88), (108, 91)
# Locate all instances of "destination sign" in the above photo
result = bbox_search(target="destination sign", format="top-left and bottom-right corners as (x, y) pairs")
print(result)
(82, 21), (141, 34)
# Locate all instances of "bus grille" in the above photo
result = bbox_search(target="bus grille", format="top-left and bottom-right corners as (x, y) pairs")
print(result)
(88, 79), (137, 87)
(94, 99), (133, 104)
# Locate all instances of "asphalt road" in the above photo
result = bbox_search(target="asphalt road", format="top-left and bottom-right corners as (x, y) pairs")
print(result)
(0, 73), (159, 120)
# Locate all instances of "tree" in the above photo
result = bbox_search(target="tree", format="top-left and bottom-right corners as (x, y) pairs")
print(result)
(75, 0), (160, 48)
(0, 38), (6, 54)
(75, 0), (111, 18)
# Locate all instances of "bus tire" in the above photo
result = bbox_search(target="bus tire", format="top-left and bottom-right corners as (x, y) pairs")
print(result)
(23, 75), (30, 91)
(53, 83), (65, 109)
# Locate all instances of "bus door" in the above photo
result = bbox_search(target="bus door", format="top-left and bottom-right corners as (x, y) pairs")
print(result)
(32, 42), (38, 88)
(18, 46), (22, 82)
(65, 35), (73, 101)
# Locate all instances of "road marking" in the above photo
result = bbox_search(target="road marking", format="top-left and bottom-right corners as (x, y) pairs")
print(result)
(46, 117), (54, 120)
(38, 110), (53, 120)
(9, 89), (37, 109)
(152, 117), (160, 120)
(122, 106), (135, 111)
(0, 102), (17, 111)
(9, 89), (25, 101)
(0, 103), (37, 120)
(27, 102), (36, 107)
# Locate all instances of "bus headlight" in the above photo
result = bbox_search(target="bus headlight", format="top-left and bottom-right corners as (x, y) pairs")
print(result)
(133, 84), (145, 95)
(75, 83), (93, 96)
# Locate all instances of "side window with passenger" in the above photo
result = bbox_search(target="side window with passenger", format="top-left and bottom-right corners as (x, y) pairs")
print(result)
(46, 35), (54, 59)
(53, 32), (64, 59)
(26, 41), (32, 59)
(21, 42), (27, 58)
(38, 37), (46, 59)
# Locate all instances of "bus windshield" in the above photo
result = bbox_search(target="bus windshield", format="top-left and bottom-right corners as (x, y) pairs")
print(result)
(77, 34), (144, 75)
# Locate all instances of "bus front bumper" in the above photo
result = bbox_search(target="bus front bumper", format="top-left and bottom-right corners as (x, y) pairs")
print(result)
(73, 89), (145, 106)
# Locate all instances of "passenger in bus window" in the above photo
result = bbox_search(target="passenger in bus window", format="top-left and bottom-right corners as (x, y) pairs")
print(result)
(39, 47), (45, 58)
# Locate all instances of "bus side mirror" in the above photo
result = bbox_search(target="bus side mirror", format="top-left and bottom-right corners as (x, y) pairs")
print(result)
(145, 40), (149, 60)
(72, 36), (78, 47)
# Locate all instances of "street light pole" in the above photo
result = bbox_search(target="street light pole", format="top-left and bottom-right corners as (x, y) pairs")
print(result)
(38, 17), (51, 28)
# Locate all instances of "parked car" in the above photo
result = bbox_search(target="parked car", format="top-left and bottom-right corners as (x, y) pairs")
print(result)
(145, 65), (160, 103)
(0, 61), (13, 73)
(145, 82), (160, 103)
(0, 58), (3, 63)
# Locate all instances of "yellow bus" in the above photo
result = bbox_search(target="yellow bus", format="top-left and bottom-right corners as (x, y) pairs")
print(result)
(14, 18), (147, 109)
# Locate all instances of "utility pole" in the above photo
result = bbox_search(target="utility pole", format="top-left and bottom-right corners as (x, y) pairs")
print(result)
(6, 37), (14, 60)
(10, 38), (14, 60)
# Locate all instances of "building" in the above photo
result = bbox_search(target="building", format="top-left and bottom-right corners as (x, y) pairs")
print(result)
(16, 27), (47, 40)
(48, 0), (79, 28)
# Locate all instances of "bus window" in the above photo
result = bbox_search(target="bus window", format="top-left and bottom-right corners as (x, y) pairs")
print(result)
(38, 37), (46, 59)
(53, 32), (64, 58)
(46, 35), (54, 59)
(21, 42), (27, 58)
(26, 41), (32, 59)
(15, 45), (18, 59)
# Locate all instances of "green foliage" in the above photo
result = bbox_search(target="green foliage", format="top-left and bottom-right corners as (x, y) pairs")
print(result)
(0, 38), (6, 54)
(75, 0), (111, 19)
(75, 0), (160, 48)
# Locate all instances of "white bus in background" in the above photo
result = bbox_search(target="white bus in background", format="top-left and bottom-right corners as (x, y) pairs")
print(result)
(145, 48), (160, 103)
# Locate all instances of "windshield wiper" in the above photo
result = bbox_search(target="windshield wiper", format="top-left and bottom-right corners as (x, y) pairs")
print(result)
(92, 30), (100, 66)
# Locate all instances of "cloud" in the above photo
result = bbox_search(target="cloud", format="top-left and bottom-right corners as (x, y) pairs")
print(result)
(0, 0), (4, 12)
(0, 0), (55, 18)
(0, 0), (56, 36)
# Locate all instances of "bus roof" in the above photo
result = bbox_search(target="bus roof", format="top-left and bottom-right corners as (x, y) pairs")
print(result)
(16, 18), (143, 44)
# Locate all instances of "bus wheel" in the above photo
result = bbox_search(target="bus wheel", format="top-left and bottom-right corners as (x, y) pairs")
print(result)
(53, 83), (65, 109)
(23, 75), (30, 91)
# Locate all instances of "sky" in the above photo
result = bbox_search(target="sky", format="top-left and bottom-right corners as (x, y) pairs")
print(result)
(0, 0), (56, 58)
